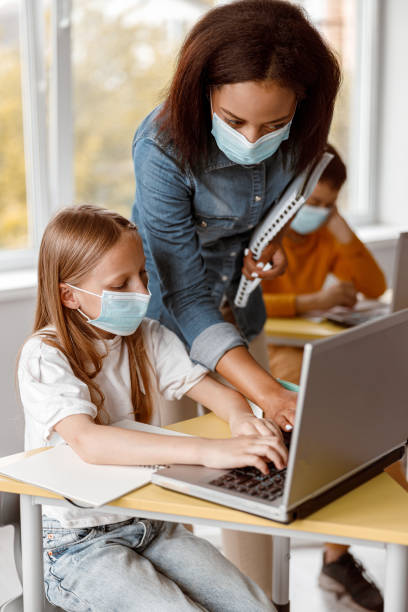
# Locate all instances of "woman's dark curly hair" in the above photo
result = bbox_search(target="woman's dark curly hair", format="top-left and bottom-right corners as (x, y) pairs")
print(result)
(158, 0), (341, 173)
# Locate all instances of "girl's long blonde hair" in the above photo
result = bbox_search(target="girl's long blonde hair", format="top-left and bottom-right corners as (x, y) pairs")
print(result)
(33, 204), (152, 424)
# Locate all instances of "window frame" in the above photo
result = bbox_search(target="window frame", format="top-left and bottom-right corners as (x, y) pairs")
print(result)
(0, 0), (72, 272)
(347, 0), (381, 227)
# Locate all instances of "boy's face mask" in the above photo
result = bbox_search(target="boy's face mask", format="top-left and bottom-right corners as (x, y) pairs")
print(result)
(290, 204), (331, 235)
(66, 284), (151, 336)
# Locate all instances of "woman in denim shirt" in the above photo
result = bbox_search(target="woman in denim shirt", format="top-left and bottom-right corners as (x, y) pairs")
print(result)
(132, 0), (340, 597)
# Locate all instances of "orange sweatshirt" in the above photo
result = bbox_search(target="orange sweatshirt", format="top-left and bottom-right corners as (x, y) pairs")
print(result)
(262, 226), (387, 317)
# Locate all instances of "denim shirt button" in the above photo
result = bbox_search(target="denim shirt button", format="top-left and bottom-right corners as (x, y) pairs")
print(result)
(230, 251), (236, 257)
(254, 195), (262, 202)
(221, 275), (228, 282)
(248, 224), (254, 229)
(200, 220), (207, 228)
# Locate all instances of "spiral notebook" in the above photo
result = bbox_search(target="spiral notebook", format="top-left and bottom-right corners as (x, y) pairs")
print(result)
(0, 420), (190, 508)
(234, 151), (334, 308)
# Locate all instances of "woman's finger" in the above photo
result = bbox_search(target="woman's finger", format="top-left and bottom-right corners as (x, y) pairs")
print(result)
(276, 414), (294, 431)
(242, 250), (262, 280)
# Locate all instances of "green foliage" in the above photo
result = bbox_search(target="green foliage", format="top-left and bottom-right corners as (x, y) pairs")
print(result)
(73, 8), (181, 219)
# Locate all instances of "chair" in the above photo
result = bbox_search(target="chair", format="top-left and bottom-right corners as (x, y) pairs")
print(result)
(0, 492), (62, 612)
(0, 493), (22, 612)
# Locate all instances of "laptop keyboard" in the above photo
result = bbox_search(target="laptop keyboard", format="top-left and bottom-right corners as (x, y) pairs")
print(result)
(209, 464), (286, 502)
(208, 430), (291, 502)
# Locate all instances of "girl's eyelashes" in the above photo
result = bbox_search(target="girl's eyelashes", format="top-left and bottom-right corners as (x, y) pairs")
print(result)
(110, 271), (148, 291)
(111, 280), (128, 290)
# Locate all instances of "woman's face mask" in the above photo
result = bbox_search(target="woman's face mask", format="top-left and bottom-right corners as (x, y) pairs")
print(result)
(209, 84), (296, 165)
(290, 204), (331, 235)
(211, 112), (292, 165)
(67, 284), (151, 336)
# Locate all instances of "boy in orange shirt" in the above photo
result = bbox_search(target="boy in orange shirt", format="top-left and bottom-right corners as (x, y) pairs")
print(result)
(263, 145), (385, 612)
(262, 146), (386, 319)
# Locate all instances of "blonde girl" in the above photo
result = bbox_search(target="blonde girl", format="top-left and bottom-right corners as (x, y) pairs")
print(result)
(18, 204), (287, 611)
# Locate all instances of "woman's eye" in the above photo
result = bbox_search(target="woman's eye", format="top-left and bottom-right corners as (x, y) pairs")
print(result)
(266, 123), (285, 131)
(226, 118), (243, 127)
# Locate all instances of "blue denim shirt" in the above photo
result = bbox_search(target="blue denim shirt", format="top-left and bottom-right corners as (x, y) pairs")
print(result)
(132, 106), (296, 370)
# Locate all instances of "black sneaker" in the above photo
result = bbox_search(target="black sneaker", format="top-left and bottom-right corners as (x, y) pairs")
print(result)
(318, 552), (384, 612)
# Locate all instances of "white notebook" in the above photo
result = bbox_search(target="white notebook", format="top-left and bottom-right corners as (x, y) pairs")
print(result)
(0, 420), (191, 508)
(234, 151), (334, 308)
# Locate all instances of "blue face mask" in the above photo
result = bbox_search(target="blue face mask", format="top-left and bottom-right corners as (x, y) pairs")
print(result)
(290, 204), (331, 235)
(211, 111), (292, 165)
(67, 284), (151, 336)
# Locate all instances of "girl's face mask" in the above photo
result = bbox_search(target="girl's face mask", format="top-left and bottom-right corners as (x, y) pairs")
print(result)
(290, 204), (331, 235)
(66, 284), (151, 336)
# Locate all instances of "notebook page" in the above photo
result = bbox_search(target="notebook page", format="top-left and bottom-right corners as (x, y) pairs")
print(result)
(0, 424), (192, 507)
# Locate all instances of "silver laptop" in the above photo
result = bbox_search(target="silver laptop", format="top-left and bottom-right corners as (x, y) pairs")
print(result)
(325, 232), (408, 327)
(152, 310), (408, 523)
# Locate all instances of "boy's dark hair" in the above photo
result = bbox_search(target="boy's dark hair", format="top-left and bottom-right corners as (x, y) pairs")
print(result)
(320, 143), (347, 190)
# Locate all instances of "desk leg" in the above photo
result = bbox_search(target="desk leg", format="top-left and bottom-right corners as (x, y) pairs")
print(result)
(271, 535), (290, 612)
(384, 543), (408, 612)
(20, 495), (45, 612)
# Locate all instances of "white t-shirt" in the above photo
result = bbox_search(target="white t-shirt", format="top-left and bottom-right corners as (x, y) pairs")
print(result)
(18, 318), (207, 528)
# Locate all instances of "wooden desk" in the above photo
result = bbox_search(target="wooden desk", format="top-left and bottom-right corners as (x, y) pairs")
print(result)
(1, 413), (407, 612)
(265, 316), (344, 346)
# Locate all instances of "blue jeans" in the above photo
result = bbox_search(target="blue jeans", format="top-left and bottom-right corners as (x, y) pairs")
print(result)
(42, 517), (276, 611)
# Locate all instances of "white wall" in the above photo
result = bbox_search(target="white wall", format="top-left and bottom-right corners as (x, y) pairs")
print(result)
(0, 294), (36, 457)
(377, 0), (408, 225)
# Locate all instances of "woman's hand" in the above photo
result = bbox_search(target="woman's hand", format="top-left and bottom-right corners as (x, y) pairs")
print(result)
(217, 346), (298, 432)
(199, 434), (288, 474)
(229, 413), (283, 440)
(261, 387), (297, 432)
(242, 241), (287, 281)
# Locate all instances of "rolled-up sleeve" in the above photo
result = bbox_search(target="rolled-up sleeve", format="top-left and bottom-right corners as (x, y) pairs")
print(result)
(133, 137), (245, 369)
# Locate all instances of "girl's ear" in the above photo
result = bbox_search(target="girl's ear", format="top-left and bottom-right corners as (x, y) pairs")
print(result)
(59, 283), (80, 310)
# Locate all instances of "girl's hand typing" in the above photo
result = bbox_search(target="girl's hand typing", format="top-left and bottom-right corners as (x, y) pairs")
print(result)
(229, 413), (283, 440)
(199, 434), (288, 474)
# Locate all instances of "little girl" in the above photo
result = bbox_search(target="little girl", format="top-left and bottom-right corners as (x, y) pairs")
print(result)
(18, 204), (287, 612)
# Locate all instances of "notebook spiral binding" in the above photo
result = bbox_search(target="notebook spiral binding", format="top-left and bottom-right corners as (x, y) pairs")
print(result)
(234, 152), (334, 308)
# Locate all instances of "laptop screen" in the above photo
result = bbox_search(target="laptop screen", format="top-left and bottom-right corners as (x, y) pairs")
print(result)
(285, 310), (408, 509)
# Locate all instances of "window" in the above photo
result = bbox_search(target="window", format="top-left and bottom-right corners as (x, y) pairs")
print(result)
(72, 1), (212, 219)
(297, 0), (380, 223)
(0, 0), (28, 250)
(0, 0), (381, 272)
